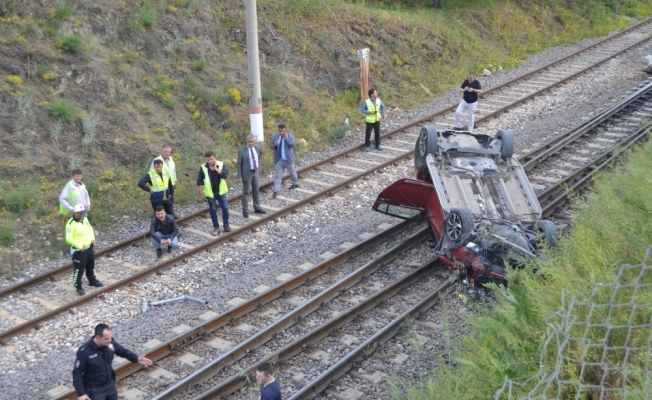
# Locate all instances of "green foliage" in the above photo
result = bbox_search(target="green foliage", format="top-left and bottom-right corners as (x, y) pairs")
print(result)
(0, 182), (37, 214)
(338, 88), (361, 108)
(0, 220), (15, 246)
(50, 100), (79, 122)
(60, 35), (83, 53)
(140, 6), (157, 28)
(402, 136), (652, 398)
(324, 124), (349, 141)
(53, 4), (71, 19)
(193, 60), (207, 71)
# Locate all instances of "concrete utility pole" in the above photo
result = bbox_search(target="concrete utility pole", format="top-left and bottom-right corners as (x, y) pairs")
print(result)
(358, 48), (370, 101)
(245, 0), (264, 143)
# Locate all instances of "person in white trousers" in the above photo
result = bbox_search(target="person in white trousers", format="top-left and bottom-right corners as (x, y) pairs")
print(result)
(455, 72), (482, 131)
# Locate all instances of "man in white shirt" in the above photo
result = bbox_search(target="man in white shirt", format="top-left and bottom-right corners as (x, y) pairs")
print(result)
(59, 169), (91, 217)
(237, 134), (266, 218)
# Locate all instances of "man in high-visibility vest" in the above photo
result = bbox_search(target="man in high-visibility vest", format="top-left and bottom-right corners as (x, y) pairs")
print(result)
(150, 144), (179, 219)
(361, 88), (385, 152)
(66, 204), (102, 296)
(197, 151), (231, 236)
(59, 169), (91, 217)
(138, 159), (173, 215)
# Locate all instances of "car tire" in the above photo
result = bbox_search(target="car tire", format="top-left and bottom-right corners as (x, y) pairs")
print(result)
(446, 208), (474, 242)
(496, 129), (514, 160)
(414, 125), (439, 172)
(535, 219), (557, 247)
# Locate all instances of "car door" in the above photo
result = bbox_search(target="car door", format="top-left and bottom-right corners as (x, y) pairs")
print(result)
(372, 178), (433, 222)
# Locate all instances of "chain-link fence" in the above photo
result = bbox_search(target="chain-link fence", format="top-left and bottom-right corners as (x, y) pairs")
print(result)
(495, 245), (652, 399)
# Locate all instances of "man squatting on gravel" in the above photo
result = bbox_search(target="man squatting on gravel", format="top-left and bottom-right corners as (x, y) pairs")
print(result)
(66, 204), (103, 296)
(73, 324), (153, 400)
(150, 205), (180, 259)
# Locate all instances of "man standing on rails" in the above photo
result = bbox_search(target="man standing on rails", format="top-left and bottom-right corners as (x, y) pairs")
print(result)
(455, 72), (483, 131)
(59, 169), (91, 217)
(73, 323), (153, 400)
(237, 134), (266, 218)
(150, 205), (179, 259)
(138, 159), (173, 215)
(66, 204), (102, 296)
(255, 362), (282, 400)
(150, 144), (179, 219)
(270, 123), (299, 199)
(197, 151), (231, 236)
(361, 88), (385, 152)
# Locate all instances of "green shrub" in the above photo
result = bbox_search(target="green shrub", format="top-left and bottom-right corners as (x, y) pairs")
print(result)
(325, 124), (349, 141)
(60, 35), (83, 54)
(0, 183), (36, 214)
(193, 60), (207, 71)
(51, 100), (79, 122)
(140, 7), (157, 27)
(53, 4), (71, 19)
(338, 88), (360, 108)
(0, 220), (16, 246)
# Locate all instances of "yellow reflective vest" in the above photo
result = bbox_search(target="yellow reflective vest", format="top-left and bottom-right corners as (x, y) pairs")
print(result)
(201, 162), (228, 198)
(59, 180), (89, 215)
(149, 169), (170, 201)
(66, 217), (95, 250)
(365, 98), (382, 123)
(153, 155), (176, 184)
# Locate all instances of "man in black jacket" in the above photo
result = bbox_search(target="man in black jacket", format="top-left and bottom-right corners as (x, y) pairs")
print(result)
(73, 323), (153, 400)
(138, 159), (173, 214)
(150, 205), (179, 259)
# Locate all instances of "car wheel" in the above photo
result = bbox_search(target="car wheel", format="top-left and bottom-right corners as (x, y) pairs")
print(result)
(535, 219), (557, 247)
(414, 125), (439, 172)
(446, 208), (474, 242)
(496, 129), (514, 160)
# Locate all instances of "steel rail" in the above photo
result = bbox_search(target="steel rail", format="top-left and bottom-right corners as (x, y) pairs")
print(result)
(288, 276), (456, 400)
(541, 124), (651, 217)
(2, 17), (650, 300)
(521, 81), (652, 171)
(53, 220), (416, 400)
(152, 229), (430, 399)
(195, 262), (452, 400)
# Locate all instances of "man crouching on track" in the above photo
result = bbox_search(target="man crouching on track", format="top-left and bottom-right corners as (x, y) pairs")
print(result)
(73, 323), (153, 400)
(150, 205), (179, 259)
(66, 204), (102, 296)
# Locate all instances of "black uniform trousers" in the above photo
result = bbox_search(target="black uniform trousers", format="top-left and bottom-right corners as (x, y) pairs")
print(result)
(72, 245), (97, 289)
(85, 380), (118, 400)
(151, 199), (173, 215)
(365, 121), (381, 147)
(168, 184), (176, 216)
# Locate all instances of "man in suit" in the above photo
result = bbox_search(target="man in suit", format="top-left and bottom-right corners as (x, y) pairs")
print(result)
(270, 123), (299, 199)
(237, 134), (267, 218)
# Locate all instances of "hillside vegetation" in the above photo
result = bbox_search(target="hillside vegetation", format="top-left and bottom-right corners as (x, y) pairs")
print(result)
(1, 0), (651, 274)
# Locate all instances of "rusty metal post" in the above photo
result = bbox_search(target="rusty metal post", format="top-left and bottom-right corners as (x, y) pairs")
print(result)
(358, 48), (369, 101)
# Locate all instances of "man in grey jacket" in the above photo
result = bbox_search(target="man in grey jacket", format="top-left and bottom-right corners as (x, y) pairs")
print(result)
(270, 123), (299, 199)
(237, 134), (266, 218)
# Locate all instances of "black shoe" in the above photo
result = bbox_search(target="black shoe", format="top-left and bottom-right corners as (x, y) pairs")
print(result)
(272, 192), (278, 199)
(242, 210), (249, 218)
(177, 230), (187, 237)
(167, 245), (172, 253)
(254, 208), (267, 214)
(289, 184), (299, 189)
(172, 214), (180, 220)
(223, 225), (232, 233)
(89, 280), (104, 287)
(76, 288), (85, 296)
(157, 249), (163, 259)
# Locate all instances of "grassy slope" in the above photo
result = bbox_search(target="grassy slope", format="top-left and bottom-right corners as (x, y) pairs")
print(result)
(395, 137), (652, 396)
(0, 0), (650, 273)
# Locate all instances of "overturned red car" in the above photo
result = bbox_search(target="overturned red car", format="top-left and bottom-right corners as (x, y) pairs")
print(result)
(373, 125), (557, 285)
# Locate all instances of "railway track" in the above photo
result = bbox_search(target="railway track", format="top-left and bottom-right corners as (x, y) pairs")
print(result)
(2, 16), (652, 347)
(47, 65), (652, 400)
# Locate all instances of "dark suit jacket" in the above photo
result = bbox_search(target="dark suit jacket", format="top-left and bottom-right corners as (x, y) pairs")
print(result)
(237, 144), (263, 181)
(270, 132), (296, 164)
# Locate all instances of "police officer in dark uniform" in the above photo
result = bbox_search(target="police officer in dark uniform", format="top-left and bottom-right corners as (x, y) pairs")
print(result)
(73, 323), (153, 400)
